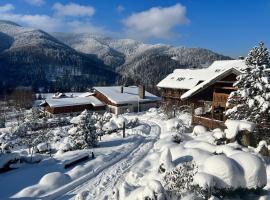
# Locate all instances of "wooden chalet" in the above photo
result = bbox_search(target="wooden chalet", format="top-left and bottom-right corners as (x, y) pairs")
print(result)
(93, 86), (161, 115)
(41, 96), (105, 116)
(157, 60), (247, 130)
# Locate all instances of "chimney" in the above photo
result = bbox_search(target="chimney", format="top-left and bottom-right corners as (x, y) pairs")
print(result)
(138, 85), (145, 99)
(120, 85), (124, 93)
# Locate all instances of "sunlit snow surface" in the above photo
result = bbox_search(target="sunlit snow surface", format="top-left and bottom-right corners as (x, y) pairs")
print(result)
(0, 109), (269, 199)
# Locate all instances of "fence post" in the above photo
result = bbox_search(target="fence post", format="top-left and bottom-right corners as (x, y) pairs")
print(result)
(123, 121), (126, 138)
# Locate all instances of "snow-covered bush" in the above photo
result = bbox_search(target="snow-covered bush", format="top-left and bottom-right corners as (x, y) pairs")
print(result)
(224, 120), (256, 140)
(111, 115), (128, 129)
(256, 140), (269, 156)
(36, 142), (51, 153)
(135, 180), (167, 200)
(192, 153), (267, 198)
(15, 172), (71, 198)
(102, 121), (118, 133)
(68, 110), (98, 150)
(226, 42), (270, 137)
(163, 161), (203, 198)
(212, 129), (226, 145)
(158, 148), (174, 173)
(192, 125), (207, 136)
(126, 117), (139, 129)
(92, 112), (113, 137)
(172, 133), (183, 144)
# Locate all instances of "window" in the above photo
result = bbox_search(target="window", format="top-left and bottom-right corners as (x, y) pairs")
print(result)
(177, 77), (185, 81)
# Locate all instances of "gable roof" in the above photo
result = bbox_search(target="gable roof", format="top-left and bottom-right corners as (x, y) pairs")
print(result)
(44, 96), (104, 108)
(181, 67), (242, 100)
(93, 86), (161, 105)
(157, 59), (246, 90)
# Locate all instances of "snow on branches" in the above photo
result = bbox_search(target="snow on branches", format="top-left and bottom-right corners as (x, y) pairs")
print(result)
(68, 110), (98, 150)
(226, 42), (270, 133)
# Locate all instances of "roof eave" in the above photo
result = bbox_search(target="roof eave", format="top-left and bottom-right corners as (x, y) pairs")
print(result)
(181, 68), (241, 100)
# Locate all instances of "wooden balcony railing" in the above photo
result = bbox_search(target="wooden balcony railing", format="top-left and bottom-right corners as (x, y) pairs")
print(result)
(192, 115), (226, 130)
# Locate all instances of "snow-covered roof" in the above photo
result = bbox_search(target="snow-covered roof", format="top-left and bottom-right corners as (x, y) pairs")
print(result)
(45, 96), (104, 108)
(93, 86), (161, 105)
(157, 60), (246, 90)
(181, 68), (241, 100)
(78, 92), (94, 97)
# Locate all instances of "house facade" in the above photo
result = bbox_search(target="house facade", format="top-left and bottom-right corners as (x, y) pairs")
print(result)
(157, 60), (247, 129)
(41, 96), (105, 116)
(93, 86), (161, 115)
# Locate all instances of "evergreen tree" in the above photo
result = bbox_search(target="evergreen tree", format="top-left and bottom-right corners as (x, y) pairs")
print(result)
(69, 110), (98, 149)
(226, 42), (270, 134)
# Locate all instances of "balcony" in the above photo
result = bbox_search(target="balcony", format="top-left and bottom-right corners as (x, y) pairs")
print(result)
(212, 92), (229, 108)
(192, 114), (226, 130)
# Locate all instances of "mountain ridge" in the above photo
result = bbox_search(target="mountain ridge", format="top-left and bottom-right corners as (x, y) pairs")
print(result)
(0, 20), (231, 94)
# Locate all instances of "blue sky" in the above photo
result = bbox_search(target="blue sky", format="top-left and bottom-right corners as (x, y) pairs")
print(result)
(0, 0), (270, 57)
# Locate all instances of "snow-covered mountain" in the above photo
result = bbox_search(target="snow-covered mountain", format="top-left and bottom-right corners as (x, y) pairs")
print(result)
(0, 20), (117, 92)
(0, 20), (231, 93)
(53, 32), (231, 91)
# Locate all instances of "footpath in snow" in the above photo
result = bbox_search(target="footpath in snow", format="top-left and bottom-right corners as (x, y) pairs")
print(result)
(52, 121), (160, 200)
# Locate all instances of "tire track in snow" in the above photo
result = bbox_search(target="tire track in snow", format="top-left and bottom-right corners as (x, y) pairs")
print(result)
(43, 121), (160, 200)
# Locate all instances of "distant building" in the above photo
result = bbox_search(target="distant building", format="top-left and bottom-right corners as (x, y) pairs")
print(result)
(157, 60), (247, 129)
(93, 86), (161, 115)
(41, 96), (105, 116)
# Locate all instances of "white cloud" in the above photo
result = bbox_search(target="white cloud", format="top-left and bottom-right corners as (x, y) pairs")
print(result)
(116, 5), (125, 13)
(52, 3), (95, 17)
(123, 3), (189, 40)
(25, 0), (45, 6)
(0, 12), (62, 32)
(0, 3), (105, 34)
(0, 4), (15, 13)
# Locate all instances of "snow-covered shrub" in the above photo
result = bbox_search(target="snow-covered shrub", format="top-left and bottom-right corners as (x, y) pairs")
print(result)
(203, 155), (244, 190)
(68, 110), (98, 150)
(126, 117), (139, 128)
(166, 118), (181, 132)
(58, 137), (74, 152)
(137, 180), (167, 200)
(172, 133), (183, 144)
(118, 180), (167, 200)
(212, 129), (226, 145)
(163, 161), (204, 198)
(158, 148), (174, 173)
(36, 142), (51, 153)
(171, 120), (187, 144)
(224, 120), (256, 140)
(256, 140), (269, 156)
(102, 121), (118, 133)
(229, 152), (267, 189)
(111, 115), (128, 129)
(192, 125), (207, 136)
(93, 112), (113, 137)
(15, 172), (71, 198)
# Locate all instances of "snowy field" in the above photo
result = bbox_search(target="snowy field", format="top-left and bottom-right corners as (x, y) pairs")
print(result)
(1, 109), (270, 199)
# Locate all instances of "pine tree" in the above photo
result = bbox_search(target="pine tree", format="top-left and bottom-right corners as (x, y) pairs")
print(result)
(226, 42), (270, 135)
(69, 110), (98, 149)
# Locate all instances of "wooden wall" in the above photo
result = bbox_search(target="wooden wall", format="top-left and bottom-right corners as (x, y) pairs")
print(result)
(45, 104), (105, 114)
